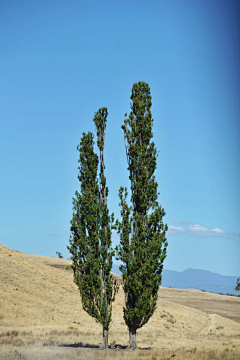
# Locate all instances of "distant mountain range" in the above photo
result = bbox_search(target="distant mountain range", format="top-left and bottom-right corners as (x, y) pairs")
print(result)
(111, 265), (239, 295)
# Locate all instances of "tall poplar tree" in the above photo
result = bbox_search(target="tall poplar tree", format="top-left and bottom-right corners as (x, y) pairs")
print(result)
(68, 108), (118, 349)
(116, 82), (168, 349)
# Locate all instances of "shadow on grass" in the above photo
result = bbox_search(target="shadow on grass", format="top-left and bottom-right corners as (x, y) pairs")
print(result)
(59, 342), (150, 350)
(59, 342), (100, 349)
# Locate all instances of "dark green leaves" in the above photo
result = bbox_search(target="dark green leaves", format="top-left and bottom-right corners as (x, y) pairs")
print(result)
(68, 110), (118, 332)
(116, 82), (168, 331)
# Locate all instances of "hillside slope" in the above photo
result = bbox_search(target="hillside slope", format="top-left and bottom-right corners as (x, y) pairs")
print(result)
(0, 243), (240, 359)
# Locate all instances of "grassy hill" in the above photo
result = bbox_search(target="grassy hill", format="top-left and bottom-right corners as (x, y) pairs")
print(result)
(0, 243), (240, 359)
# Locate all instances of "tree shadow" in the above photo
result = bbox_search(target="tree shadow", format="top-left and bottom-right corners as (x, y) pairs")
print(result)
(59, 342), (99, 349)
(59, 342), (151, 350)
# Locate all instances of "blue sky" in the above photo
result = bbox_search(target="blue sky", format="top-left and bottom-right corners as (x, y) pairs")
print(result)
(1, 0), (239, 277)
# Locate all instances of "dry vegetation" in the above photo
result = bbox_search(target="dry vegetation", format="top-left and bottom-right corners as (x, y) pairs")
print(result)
(0, 243), (240, 359)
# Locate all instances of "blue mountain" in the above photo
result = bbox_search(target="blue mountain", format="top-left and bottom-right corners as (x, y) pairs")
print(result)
(112, 265), (239, 295)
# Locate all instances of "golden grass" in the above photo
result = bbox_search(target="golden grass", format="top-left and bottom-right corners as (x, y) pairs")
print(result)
(0, 243), (240, 359)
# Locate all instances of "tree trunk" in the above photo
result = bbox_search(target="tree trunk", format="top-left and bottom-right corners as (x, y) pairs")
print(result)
(100, 326), (108, 349)
(127, 328), (138, 349)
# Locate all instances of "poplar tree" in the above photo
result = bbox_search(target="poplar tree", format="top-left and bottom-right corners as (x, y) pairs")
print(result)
(236, 278), (240, 291)
(116, 82), (168, 349)
(68, 108), (118, 349)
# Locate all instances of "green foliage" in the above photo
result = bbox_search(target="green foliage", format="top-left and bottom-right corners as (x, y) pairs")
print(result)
(116, 82), (168, 332)
(68, 116), (118, 332)
(236, 278), (240, 291)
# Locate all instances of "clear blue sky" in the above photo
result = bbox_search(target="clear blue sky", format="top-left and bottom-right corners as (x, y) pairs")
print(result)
(1, 0), (239, 276)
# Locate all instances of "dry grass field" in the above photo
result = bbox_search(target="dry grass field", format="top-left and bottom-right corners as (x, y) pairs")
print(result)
(0, 243), (240, 360)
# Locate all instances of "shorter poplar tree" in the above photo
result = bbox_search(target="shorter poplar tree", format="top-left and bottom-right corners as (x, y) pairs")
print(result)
(68, 109), (118, 348)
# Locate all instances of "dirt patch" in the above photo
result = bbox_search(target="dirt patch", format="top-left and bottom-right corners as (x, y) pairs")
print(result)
(159, 287), (240, 323)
